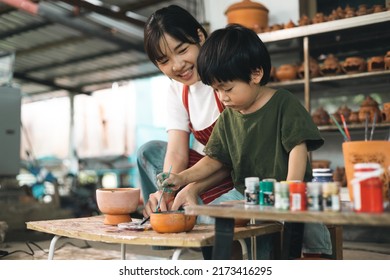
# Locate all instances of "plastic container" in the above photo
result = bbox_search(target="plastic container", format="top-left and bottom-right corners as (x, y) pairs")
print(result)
(306, 182), (323, 211)
(289, 182), (307, 211)
(244, 177), (259, 205)
(274, 182), (289, 210)
(259, 180), (274, 206)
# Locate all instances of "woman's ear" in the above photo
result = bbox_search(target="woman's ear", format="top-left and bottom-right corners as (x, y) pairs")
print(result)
(197, 29), (206, 46)
(251, 68), (264, 84)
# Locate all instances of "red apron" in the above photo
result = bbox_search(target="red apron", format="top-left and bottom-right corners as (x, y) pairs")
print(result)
(182, 85), (234, 204)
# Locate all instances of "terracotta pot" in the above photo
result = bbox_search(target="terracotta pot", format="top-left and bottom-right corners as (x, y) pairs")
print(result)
(298, 57), (320, 78)
(311, 107), (330, 126)
(335, 105), (352, 123)
(348, 111), (359, 123)
(341, 56), (367, 74)
(356, 4), (369, 16)
(320, 54), (342, 76)
(96, 187), (140, 225)
(358, 95), (382, 123)
(150, 211), (196, 233)
(225, 0), (269, 32)
(284, 19), (296, 29)
(342, 141), (390, 203)
(275, 64), (297, 81)
(312, 13), (327, 24)
(384, 51), (390, 70)
(311, 160), (331, 169)
(367, 56), (385, 72)
(382, 102), (390, 122)
(298, 14), (311, 26)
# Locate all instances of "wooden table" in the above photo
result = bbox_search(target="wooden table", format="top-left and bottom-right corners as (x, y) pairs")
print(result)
(185, 203), (390, 259)
(26, 215), (282, 260)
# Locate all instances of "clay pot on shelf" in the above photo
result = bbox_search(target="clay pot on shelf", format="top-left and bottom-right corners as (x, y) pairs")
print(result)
(311, 160), (331, 169)
(320, 54), (342, 76)
(298, 57), (320, 79)
(382, 102), (390, 123)
(372, 4), (386, 13)
(275, 64), (297, 81)
(356, 4), (370, 16)
(96, 187), (140, 225)
(298, 14), (311, 26)
(333, 105), (352, 124)
(384, 51), (390, 70)
(311, 107), (330, 126)
(312, 13), (327, 24)
(358, 95), (382, 123)
(150, 210), (196, 233)
(284, 19), (296, 29)
(341, 56), (367, 74)
(348, 111), (360, 123)
(367, 56), (385, 72)
(327, 10), (340, 21)
(225, 0), (269, 32)
(344, 5), (356, 18)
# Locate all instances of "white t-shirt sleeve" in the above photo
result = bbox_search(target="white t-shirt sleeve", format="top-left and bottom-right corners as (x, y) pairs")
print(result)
(165, 81), (190, 133)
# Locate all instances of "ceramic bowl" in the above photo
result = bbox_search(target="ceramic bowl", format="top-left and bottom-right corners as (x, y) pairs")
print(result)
(150, 210), (196, 233)
(96, 187), (140, 225)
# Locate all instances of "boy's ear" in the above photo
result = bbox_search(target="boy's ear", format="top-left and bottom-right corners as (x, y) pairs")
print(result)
(197, 29), (206, 45)
(251, 68), (264, 84)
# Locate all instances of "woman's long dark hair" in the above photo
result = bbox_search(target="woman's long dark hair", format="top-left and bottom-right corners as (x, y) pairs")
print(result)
(144, 5), (208, 67)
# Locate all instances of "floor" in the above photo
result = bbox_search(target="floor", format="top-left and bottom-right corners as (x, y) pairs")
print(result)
(1, 232), (390, 260)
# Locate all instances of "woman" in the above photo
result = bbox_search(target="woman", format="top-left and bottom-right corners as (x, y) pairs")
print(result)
(138, 5), (233, 218)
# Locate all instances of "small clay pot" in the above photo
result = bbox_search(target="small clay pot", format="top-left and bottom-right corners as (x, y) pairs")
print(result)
(298, 57), (320, 79)
(275, 64), (297, 81)
(358, 96), (382, 123)
(150, 210), (196, 233)
(327, 10), (340, 21)
(344, 5), (356, 18)
(311, 107), (330, 126)
(367, 56), (385, 72)
(311, 160), (331, 169)
(356, 4), (369, 16)
(372, 4), (386, 13)
(96, 188), (140, 225)
(384, 51), (390, 70)
(341, 56), (367, 74)
(284, 19), (296, 29)
(333, 105), (352, 124)
(298, 14), (311, 26)
(312, 13), (326, 24)
(320, 54), (342, 76)
(225, 0), (269, 31)
(382, 102), (390, 123)
(348, 111), (360, 123)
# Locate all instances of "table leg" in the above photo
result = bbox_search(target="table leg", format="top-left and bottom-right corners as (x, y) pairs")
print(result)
(48, 235), (61, 260)
(212, 217), (235, 260)
(121, 244), (126, 260)
(281, 222), (304, 259)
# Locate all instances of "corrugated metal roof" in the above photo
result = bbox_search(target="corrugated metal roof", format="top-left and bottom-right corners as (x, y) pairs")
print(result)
(0, 0), (205, 100)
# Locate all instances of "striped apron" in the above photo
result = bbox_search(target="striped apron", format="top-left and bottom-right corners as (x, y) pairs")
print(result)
(182, 85), (234, 204)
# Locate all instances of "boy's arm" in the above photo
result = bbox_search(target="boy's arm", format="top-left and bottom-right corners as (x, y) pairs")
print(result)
(161, 156), (224, 188)
(286, 142), (308, 181)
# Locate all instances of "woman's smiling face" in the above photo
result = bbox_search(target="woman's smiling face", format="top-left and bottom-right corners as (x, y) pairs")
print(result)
(156, 33), (204, 86)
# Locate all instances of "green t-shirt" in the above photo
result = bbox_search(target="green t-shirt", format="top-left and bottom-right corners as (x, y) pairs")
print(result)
(204, 89), (324, 194)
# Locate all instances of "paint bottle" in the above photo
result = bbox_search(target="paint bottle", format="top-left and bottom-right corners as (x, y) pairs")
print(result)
(306, 182), (323, 211)
(259, 180), (274, 206)
(322, 182), (340, 212)
(289, 182), (307, 211)
(244, 177), (259, 205)
(351, 163), (383, 213)
(274, 181), (289, 210)
(312, 168), (333, 183)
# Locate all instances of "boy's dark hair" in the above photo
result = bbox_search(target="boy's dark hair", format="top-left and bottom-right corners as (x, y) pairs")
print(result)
(144, 5), (208, 67)
(197, 24), (271, 86)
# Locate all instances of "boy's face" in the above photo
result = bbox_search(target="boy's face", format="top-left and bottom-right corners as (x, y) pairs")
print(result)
(156, 33), (204, 86)
(211, 71), (263, 114)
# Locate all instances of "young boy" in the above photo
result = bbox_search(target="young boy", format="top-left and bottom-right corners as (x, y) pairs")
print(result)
(160, 24), (331, 259)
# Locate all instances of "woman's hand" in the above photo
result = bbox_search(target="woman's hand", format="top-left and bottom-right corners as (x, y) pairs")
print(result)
(142, 190), (174, 218)
(156, 172), (185, 191)
(170, 183), (199, 211)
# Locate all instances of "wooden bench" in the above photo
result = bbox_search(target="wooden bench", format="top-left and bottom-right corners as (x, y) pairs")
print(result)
(26, 215), (283, 260)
